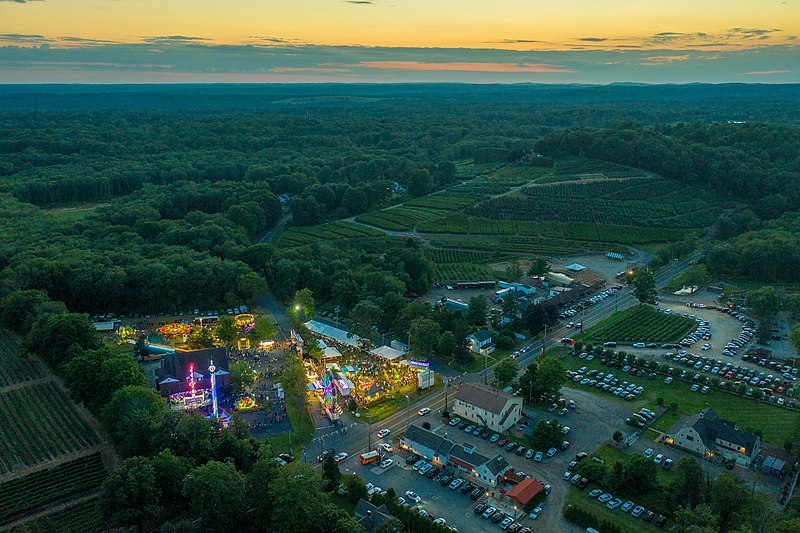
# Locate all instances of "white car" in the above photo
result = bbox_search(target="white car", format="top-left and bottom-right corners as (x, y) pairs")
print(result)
(654, 454), (663, 465)
(433, 517), (447, 525)
(418, 407), (431, 416)
(368, 485), (382, 496)
(405, 490), (422, 503)
(334, 452), (348, 462)
(378, 429), (390, 438)
(380, 459), (393, 468)
(561, 426), (571, 434)
(381, 443), (394, 453)
(529, 506), (542, 520)
(643, 448), (654, 458)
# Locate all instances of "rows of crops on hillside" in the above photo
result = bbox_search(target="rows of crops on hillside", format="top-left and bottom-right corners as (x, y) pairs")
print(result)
(435, 263), (498, 282)
(0, 331), (44, 387)
(553, 158), (639, 176)
(577, 305), (695, 344)
(0, 382), (101, 474)
(418, 215), (695, 244)
(355, 205), (450, 230)
(0, 453), (107, 525)
(10, 496), (102, 533)
(404, 195), (477, 210)
(426, 249), (509, 264)
(428, 235), (587, 255)
(275, 221), (383, 247)
(466, 191), (721, 228)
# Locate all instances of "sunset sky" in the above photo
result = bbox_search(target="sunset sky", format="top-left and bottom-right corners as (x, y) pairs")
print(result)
(1, 0), (798, 83)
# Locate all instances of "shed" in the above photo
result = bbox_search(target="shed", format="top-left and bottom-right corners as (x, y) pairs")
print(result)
(506, 477), (544, 506)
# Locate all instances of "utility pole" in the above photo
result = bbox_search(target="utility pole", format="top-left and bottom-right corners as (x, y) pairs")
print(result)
(528, 376), (533, 404)
(484, 353), (488, 385)
(542, 324), (548, 356)
(444, 377), (449, 413)
(405, 395), (411, 430)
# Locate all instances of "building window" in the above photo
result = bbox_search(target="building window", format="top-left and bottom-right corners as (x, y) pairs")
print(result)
(686, 435), (694, 442)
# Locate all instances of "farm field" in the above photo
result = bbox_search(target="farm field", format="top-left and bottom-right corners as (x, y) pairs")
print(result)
(8, 496), (102, 533)
(417, 215), (695, 244)
(355, 193), (477, 231)
(0, 453), (107, 526)
(575, 305), (695, 344)
(465, 177), (724, 229)
(0, 332), (44, 387)
(426, 249), (505, 282)
(274, 220), (383, 248)
(559, 347), (799, 445)
(0, 381), (102, 474)
(0, 329), (109, 530)
(427, 234), (589, 256)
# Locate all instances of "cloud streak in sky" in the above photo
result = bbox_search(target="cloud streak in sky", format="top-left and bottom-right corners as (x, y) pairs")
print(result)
(0, 33), (796, 83)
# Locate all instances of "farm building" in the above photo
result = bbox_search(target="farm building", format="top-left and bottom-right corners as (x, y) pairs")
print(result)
(665, 408), (760, 467)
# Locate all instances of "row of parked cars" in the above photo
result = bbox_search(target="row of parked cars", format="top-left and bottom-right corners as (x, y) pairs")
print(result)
(405, 454), (485, 501)
(660, 351), (796, 402)
(566, 366), (644, 401)
(473, 503), (532, 532)
(589, 490), (667, 527)
(643, 448), (674, 470)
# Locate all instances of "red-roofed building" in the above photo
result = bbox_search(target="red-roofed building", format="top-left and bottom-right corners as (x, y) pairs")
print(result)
(506, 477), (544, 507)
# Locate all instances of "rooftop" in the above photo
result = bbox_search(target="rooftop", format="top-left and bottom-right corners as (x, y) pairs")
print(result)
(671, 408), (759, 455)
(454, 382), (516, 415)
(507, 477), (544, 505)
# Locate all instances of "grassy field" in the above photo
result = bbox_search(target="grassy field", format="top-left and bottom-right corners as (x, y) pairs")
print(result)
(575, 305), (695, 344)
(274, 221), (384, 247)
(592, 444), (676, 485)
(361, 379), (444, 422)
(427, 235), (592, 256)
(559, 347), (799, 445)
(268, 397), (314, 456)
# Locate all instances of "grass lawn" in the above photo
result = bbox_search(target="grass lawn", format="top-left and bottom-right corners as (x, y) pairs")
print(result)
(361, 378), (444, 423)
(564, 486), (662, 533)
(592, 444), (676, 485)
(559, 348), (800, 445)
(575, 305), (695, 344)
(269, 397), (314, 456)
(103, 338), (133, 355)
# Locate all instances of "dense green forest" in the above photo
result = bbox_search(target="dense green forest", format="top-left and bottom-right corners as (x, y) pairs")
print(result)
(1, 84), (800, 313)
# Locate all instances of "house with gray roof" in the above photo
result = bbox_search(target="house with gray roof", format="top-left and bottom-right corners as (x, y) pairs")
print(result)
(399, 424), (511, 487)
(666, 408), (760, 466)
(354, 499), (400, 532)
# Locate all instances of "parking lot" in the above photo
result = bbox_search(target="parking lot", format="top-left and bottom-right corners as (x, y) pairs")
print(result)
(348, 454), (507, 533)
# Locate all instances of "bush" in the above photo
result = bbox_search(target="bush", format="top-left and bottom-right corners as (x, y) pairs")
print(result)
(563, 504), (626, 533)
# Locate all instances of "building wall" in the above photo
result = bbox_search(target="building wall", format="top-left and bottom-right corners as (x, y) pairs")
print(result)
(452, 398), (522, 433)
(672, 427), (708, 456)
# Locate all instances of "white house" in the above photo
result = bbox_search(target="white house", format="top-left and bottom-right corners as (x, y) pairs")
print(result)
(452, 382), (523, 433)
(467, 330), (494, 355)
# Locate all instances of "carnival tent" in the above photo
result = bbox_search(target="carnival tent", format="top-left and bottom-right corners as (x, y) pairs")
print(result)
(370, 345), (404, 361)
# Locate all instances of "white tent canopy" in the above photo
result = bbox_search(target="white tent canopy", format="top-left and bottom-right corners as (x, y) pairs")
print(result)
(323, 346), (342, 360)
(566, 263), (585, 272)
(370, 345), (405, 361)
(304, 320), (364, 348)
